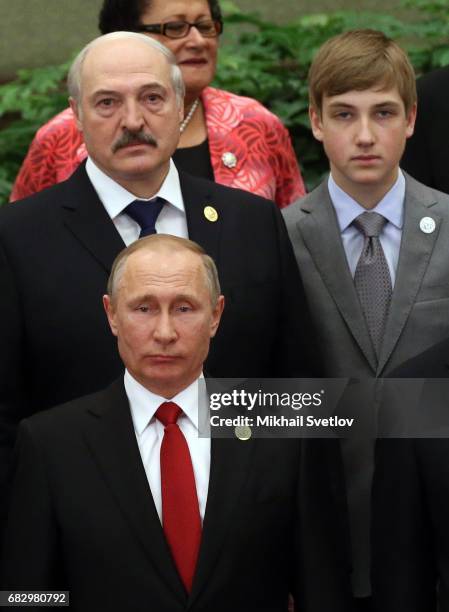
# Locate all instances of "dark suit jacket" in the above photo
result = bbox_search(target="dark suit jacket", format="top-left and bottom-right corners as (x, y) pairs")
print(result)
(372, 340), (449, 612)
(0, 164), (316, 534)
(1, 379), (352, 612)
(401, 65), (449, 193)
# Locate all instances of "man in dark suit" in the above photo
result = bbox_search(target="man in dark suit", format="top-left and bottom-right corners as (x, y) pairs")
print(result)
(1, 234), (350, 612)
(372, 338), (449, 612)
(401, 65), (449, 194)
(0, 33), (315, 535)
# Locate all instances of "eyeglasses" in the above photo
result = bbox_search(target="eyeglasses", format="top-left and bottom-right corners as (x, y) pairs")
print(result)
(137, 19), (223, 39)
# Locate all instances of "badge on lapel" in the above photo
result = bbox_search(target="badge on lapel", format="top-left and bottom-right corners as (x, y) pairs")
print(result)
(235, 425), (252, 440)
(204, 206), (219, 223)
(419, 216), (436, 234)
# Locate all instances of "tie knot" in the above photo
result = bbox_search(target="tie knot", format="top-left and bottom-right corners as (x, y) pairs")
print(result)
(125, 197), (164, 237)
(353, 212), (388, 238)
(155, 401), (182, 427)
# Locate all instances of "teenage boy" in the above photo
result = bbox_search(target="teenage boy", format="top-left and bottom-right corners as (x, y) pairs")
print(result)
(283, 29), (449, 609)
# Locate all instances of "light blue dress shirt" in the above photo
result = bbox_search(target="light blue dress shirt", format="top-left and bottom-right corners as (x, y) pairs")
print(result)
(86, 157), (188, 245)
(328, 172), (405, 287)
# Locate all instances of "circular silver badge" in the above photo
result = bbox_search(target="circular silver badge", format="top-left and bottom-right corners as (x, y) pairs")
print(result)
(419, 216), (436, 234)
(235, 425), (252, 440)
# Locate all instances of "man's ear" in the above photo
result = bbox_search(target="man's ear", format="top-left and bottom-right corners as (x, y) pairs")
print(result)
(405, 101), (417, 139)
(210, 295), (225, 338)
(103, 294), (118, 337)
(69, 97), (83, 132)
(309, 105), (324, 142)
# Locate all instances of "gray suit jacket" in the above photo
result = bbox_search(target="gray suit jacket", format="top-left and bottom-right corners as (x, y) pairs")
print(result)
(283, 172), (449, 597)
(283, 173), (449, 378)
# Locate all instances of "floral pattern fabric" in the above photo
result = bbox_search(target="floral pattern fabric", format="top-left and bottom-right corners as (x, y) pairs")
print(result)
(11, 87), (305, 207)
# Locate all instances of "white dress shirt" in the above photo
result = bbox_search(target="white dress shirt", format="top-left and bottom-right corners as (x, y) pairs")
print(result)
(125, 370), (211, 524)
(85, 157), (188, 244)
(328, 171), (405, 287)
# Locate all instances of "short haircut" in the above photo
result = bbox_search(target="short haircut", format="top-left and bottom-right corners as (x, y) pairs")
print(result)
(107, 234), (221, 306)
(98, 0), (223, 34)
(308, 29), (416, 115)
(67, 31), (185, 107)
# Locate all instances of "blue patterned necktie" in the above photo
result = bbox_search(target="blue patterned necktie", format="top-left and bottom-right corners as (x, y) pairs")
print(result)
(353, 212), (392, 357)
(125, 197), (165, 237)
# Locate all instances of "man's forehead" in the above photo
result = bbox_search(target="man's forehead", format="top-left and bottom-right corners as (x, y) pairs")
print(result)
(125, 249), (204, 284)
(82, 39), (170, 86)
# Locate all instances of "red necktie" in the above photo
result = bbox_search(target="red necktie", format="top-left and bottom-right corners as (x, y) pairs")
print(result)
(155, 401), (202, 592)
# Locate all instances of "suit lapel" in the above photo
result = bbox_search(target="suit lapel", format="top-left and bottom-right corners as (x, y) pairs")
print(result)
(378, 175), (442, 373)
(60, 163), (125, 273)
(296, 182), (377, 371)
(179, 172), (223, 268)
(60, 167), (223, 274)
(188, 434), (255, 607)
(84, 379), (187, 604)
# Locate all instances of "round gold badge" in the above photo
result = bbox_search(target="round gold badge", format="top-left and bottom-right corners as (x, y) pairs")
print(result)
(204, 206), (219, 222)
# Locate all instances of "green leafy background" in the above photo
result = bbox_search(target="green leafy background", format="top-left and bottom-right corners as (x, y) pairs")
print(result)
(1, 0), (448, 203)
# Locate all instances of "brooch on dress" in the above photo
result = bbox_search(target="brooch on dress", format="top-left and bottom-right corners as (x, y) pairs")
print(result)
(221, 152), (237, 169)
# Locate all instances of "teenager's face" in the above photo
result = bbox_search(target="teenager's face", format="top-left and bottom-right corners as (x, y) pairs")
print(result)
(310, 86), (416, 207)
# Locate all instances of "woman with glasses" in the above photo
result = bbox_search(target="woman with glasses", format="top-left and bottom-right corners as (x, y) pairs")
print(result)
(10, 0), (305, 207)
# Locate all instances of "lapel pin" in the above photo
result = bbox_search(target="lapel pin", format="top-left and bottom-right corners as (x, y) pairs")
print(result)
(419, 217), (436, 234)
(204, 205), (218, 223)
(221, 151), (237, 169)
(235, 425), (252, 440)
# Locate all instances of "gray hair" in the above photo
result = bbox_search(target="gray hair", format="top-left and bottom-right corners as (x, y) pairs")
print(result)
(107, 234), (221, 307)
(67, 31), (185, 108)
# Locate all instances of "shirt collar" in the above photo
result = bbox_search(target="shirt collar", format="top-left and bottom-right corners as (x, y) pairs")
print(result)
(328, 171), (405, 233)
(125, 369), (202, 436)
(85, 157), (185, 220)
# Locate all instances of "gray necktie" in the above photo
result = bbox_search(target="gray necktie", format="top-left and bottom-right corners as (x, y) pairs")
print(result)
(353, 212), (392, 356)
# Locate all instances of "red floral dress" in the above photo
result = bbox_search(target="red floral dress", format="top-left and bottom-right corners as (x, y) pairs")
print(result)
(11, 87), (305, 208)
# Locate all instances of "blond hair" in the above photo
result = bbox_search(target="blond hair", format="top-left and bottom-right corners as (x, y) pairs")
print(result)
(308, 29), (416, 114)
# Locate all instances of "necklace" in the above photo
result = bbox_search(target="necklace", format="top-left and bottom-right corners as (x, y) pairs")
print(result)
(180, 99), (199, 133)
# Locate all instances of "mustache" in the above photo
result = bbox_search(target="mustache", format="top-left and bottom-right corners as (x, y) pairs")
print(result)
(112, 129), (157, 153)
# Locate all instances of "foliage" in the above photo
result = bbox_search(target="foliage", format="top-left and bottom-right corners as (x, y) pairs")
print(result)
(1, 0), (449, 202)
(216, 0), (449, 188)
(0, 61), (70, 202)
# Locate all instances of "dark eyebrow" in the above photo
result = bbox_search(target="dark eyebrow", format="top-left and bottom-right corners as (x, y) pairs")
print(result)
(162, 13), (211, 19)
